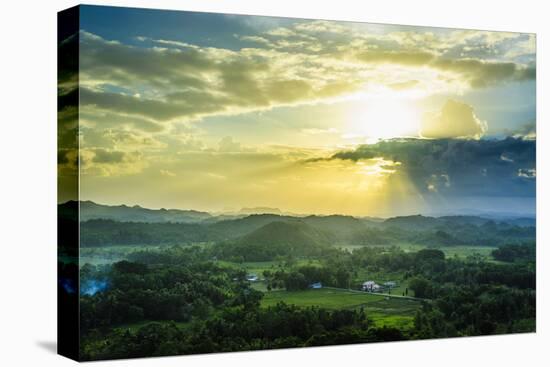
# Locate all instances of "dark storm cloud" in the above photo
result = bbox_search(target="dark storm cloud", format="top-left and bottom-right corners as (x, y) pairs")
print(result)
(327, 137), (535, 197)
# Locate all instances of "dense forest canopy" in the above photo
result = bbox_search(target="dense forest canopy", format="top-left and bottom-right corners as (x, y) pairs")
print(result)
(77, 244), (535, 360)
(58, 7), (537, 361)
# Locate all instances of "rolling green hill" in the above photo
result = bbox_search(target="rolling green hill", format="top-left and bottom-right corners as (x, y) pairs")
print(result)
(209, 214), (296, 239)
(214, 221), (332, 261)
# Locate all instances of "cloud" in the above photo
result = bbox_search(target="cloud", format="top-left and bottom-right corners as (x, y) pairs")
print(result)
(294, 20), (349, 34)
(518, 168), (536, 179)
(354, 50), (534, 88)
(388, 80), (420, 90)
(79, 31), (367, 128)
(81, 148), (146, 177)
(510, 122), (536, 140)
(431, 58), (535, 88)
(237, 35), (273, 46)
(106, 130), (166, 150)
(322, 137), (535, 198)
(78, 24), (535, 130)
(301, 128), (339, 135)
(426, 174), (451, 193)
(265, 27), (298, 38)
(75, 22), (535, 179)
(58, 33), (80, 187)
(160, 169), (176, 177)
(206, 172), (227, 180)
(58, 33), (79, 93)
(218, 136), (242, 152)
(355, 50), (434, 66)
(80, 88), (192, 123)
(79, 105), (164, 133)
(92, 148), (125, 163)
(420, 100), (487, 139)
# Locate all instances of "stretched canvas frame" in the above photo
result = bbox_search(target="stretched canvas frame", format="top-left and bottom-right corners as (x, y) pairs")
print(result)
(58, 4), (536, 361)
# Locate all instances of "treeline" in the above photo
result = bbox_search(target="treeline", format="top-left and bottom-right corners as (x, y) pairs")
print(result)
(414, 284), (535, 337)
(492, 243), (536, 262)
(79, 215), (535, 249)
(82, 302), (405, 360)
(263, 264), (351, 291)
(389, 221), (535, 247)
(80, 219), (223, 246)
(259, 246), (535, 293)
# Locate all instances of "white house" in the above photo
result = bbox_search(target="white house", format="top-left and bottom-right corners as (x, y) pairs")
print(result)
(246, 273), (259, 282)
(362, 281), (380, 292)
(309, 282), (323, 289)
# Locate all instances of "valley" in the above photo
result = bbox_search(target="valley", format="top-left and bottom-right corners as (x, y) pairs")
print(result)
(59, 201), (536, 360)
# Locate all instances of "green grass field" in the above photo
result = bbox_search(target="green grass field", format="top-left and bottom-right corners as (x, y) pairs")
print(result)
(261, 288), (421, 329)
(262, 288), (386, 308)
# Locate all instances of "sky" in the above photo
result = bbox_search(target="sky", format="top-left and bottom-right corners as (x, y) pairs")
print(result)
(58, 5), (536, 217)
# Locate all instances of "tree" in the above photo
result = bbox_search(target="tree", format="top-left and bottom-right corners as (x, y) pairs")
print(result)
(408, 277), (433, 298)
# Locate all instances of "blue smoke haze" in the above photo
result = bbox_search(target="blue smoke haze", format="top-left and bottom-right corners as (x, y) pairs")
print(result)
(59, 278), (76, 294)
(81, 279), (109, 296)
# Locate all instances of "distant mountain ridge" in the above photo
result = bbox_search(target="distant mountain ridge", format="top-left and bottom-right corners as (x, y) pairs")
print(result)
(60, 200), (535, 226)
(61, 200), (212, 223)
(382, 214), (535, 230)
(238, 207), (283, 215)
(60, 201), (535, 248)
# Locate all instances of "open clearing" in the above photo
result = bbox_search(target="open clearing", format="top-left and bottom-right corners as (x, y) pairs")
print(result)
(261, 288), (421, 329)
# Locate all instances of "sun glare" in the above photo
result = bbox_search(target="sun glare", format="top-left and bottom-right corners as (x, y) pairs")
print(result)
(346, 95), (421, 140)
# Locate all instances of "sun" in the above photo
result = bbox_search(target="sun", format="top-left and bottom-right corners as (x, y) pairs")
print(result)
(346, 94), (421, 140)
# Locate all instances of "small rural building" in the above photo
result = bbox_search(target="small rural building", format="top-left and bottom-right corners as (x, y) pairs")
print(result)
(309, 282), (323, 289)
(246, 273), (259, 282)
(383, 281), (397, 288)
(362, 281), (381, 292)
